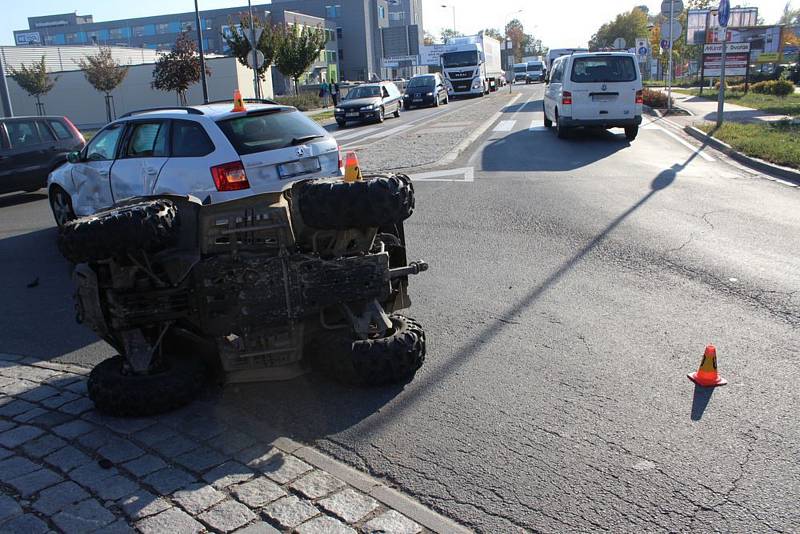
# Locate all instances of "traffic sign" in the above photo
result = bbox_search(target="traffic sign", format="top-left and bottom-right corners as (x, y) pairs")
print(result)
(661, 0), (684, 17)
(246, 49), (265, 69)
(246, 27), (264, 48)
(661, 39), (669, 50)
(613, 37), (626, 49)
(660, 21), (683, 41)
(638, 46), (649, 56)
(718, 0), (731, 27)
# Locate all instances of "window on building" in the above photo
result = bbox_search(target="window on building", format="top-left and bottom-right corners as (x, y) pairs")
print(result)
(325, 50), (337, 63)
(52, 34), (66, 45)
(201, 18), (213, 30)
(181, 21), (194, 32)
(336, 27), (343, 39)
(133, 25), (156, 37)
(156, 23), (170, 34)
(65, 33), (78, 44)
(325, 5), (341, 18)
(338, 48), (344, 61)
(109, 27), (130, 39)
(379, 6), (385, 18)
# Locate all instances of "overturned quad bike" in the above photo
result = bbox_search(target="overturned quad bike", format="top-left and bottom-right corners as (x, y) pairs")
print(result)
(58, 174), (428, 416)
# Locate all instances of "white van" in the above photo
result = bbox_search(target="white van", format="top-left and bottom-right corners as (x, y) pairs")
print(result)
(543, 52), (643, 140)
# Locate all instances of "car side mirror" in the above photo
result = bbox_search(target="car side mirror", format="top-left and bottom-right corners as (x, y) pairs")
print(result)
(67, 151), (81, 163)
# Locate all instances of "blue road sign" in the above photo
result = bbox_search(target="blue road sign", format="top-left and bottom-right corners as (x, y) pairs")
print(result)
(638, 46), (648, 56)
(718, 0), (731, 27)
(661, 39), (669, 50)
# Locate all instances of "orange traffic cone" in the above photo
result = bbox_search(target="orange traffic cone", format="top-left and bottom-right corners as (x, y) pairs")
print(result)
(688, 345), (728, 387)
(232, 89), (246, 112)
(343, 151), (363, 183)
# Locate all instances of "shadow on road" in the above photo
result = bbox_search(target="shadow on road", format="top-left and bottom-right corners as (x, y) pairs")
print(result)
(501, 98), (544, 114)
(0, 227), (100, 360)
(0, 192), (47, 209)
(482, 126), (630, 172)
(690, 385), (714, 421)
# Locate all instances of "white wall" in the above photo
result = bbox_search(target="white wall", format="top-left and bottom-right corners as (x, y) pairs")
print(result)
(5, 56), (273, 129)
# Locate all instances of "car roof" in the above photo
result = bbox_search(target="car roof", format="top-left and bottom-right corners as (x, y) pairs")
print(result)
(572, 52), (636, 58)
(117, 103), (293, 122)
(1, 115), (67, 121)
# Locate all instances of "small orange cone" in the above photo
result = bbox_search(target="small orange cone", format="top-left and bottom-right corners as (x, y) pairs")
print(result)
(232, 89), (246, 112)
(343, 151), (363, 183)
(688, 345), (728, 387)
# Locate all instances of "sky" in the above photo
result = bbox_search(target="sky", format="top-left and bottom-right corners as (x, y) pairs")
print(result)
(0, 0), (793, 48)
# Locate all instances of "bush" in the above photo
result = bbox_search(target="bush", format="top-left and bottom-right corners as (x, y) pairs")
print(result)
(751, 80), (795, 97)
(641, 88), (673, 108)
(273, 92), (324, 111)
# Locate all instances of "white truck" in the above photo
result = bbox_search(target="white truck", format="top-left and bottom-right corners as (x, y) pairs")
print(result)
(440, 33), (503, 97)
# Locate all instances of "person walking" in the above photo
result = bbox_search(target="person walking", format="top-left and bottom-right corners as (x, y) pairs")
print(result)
(331, 82), (340, 106)
(319, 81), (329, 108)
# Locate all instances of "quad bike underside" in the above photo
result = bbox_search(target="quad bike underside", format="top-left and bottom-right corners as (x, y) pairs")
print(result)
(59, 174), (428, 416)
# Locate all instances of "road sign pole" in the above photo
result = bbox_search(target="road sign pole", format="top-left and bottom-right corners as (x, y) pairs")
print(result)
(194, 0), (209, 104)
(247, 0), (261, 99)
(716, 29), (727, 127)
(667, 0), (674, 113)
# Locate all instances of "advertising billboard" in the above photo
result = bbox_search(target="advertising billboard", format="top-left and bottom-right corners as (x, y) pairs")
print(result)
(702, 42), (750, 77)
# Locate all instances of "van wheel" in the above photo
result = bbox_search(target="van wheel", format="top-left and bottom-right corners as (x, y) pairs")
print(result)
(625, 126), (639, 141)
(556, 112), (570, 139)
(393, 103), (401, 117)
(544, 108), (553, 128)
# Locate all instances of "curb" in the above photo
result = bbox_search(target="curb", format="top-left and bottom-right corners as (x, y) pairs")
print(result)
(683, 125), (800, 185)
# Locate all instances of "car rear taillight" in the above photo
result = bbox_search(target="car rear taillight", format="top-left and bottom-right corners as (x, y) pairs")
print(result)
(562, 91), (572, 105)
(635, 90), (643, 104)
(338, 146), (344, 174)
(63, 117), (85, 144)
(211, 161), (250, 191)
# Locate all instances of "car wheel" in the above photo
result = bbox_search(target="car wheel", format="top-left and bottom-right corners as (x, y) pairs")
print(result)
(444, 95), (449, 105)
(393, 103), (401, 118)
(336, 119), (346, 128)
(556, 111), (570, 139)
(625, 125), (639, 141)
(377, 106), (385, 123)
(49, 186), (76, 228)
(434, 95), (440, 107)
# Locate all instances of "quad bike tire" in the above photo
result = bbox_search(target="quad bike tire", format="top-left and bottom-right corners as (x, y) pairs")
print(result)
(88, 355), (206, 417)
(313, 314), (426, 386)
(294, 173), (414, 230)
(58, 199), (179, 264)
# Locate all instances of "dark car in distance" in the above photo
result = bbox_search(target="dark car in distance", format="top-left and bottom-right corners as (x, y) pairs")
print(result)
(0, 116), (85, 195)
(403, 74), (449, 109)
(334, 82), (403, 127)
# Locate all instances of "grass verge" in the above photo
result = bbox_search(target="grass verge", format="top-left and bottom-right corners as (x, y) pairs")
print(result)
(674, 88), (800, 117)
(698, 121), (800, 169)
(311, 110), (335, 123)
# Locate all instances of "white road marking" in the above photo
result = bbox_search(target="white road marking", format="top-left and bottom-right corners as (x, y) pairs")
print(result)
(332, 126), (380, 141)
(408, 167), (474, 182)
(341, 124), (413, 145)
(529, 119), (548, 131)
(493, 120), (516, 132)
(642, 119), (715, 162)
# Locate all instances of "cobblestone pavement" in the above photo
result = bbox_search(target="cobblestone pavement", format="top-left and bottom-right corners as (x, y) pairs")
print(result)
(0, 353), (469, 534)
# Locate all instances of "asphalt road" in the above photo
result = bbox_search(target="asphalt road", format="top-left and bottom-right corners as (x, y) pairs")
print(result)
(1, 84), (799, 532)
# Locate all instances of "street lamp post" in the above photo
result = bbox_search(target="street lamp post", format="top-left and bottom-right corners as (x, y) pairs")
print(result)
(247, 0), (261, 99)
(194, 0), (209, 104)
(440, 4), (456, 35)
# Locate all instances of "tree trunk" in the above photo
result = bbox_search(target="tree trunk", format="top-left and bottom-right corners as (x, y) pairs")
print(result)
(294, 77), (299, 96)
(178, 91), (188, 106)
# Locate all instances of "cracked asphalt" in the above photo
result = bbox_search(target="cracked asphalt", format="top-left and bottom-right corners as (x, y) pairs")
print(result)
(0, 84), (798, 532)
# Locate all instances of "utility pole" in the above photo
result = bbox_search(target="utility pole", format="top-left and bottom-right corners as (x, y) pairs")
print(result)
(667, 0), (674, 113)
(0, 50), (13, 117)
(194, 0), (209, 104)
(716, 30), (727, 127)
(247, 0), (261, 99)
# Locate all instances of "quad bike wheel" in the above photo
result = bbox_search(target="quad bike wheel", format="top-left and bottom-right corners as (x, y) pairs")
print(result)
(58, 199), (179, 264)
(88, 355), (207, 417)
(313, 314), (426, 386)
(293, 173), (414, 230)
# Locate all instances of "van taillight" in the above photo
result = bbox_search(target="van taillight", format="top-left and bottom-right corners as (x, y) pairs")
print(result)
(211, 161), (250, 191)
(635, 90), (643, 104)
(562, 91), (573, 105)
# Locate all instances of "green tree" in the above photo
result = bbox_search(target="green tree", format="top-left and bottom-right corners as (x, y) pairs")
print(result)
(589, 8), (650, 51)
(152, 31), (210, 105)
(779, 2), (800, 24)
(483, 28), (503, 42)
(76, 47), (129, 122)
(8, 56), (57, 116)
(505, 19), (526, 62)
(274, 23), (327, 95)
(440, 28), (464, 43)
(222, 13), (282, 81)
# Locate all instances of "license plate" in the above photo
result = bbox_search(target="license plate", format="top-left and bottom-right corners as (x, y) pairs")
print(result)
(592, 95), (616, 102)
(413, 98), (422, 102)
(346, 112), (359, 118)
(278, 157), (320, 180)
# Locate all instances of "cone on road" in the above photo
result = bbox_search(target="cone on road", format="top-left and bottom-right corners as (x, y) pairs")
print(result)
(343, 151), (363, 183)
(232, 89), (246, 112)
(688, 345), (728, 387)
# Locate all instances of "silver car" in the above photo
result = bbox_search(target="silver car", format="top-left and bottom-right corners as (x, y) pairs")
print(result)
(47, 101), (342, 227)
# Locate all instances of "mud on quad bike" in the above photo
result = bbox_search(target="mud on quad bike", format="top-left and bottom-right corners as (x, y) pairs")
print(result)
(58, 174), (428, 417)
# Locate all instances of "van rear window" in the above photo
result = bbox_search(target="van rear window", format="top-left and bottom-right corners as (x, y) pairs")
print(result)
(217, 109), (326, 155)
(570, 56), (637, 83)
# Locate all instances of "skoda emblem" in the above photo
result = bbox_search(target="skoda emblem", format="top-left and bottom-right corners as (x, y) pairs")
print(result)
(296, 146), (305, 157)
(601, 83), (607, 91)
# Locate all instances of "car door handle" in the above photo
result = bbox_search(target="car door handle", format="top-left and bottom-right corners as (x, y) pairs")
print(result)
(144, 167), (158, 175)
(98, 169), (109, 176)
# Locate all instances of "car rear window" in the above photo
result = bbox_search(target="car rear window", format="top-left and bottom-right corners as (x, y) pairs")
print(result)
(217, 110), (326, 155)
(570, 56), (637, 83)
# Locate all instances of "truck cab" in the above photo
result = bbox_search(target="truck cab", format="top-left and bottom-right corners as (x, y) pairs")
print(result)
(440, 34), (502, 98)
